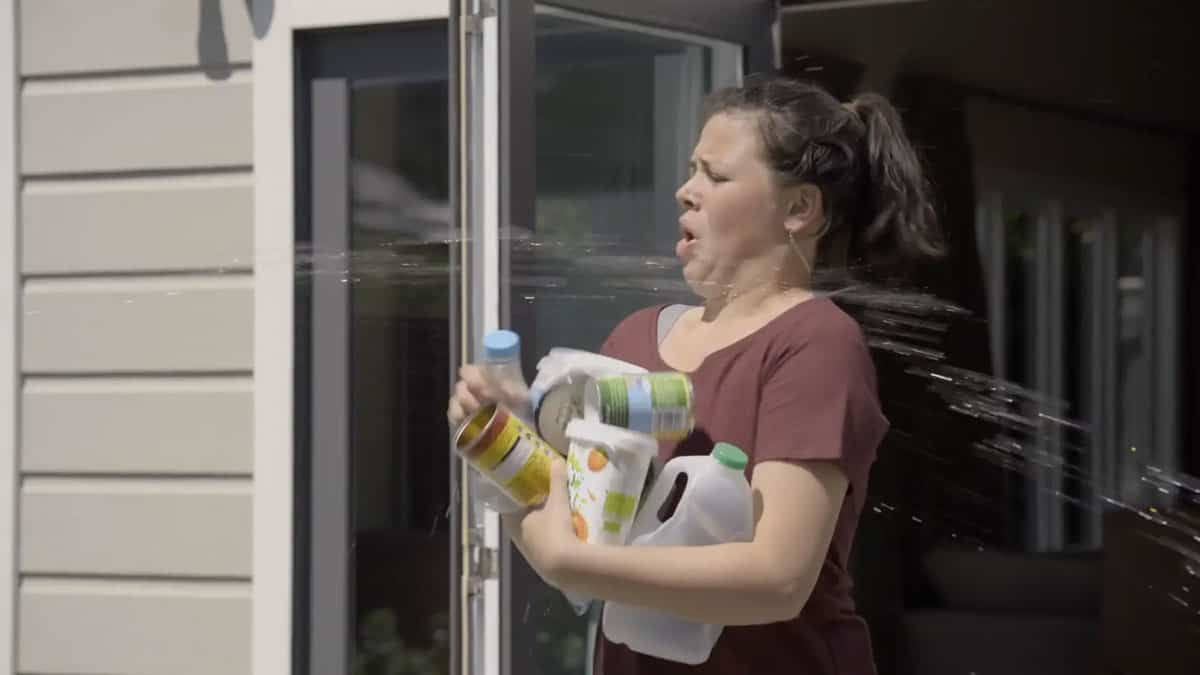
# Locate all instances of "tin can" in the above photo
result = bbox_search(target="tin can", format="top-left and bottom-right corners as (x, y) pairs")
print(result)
(532, 375), (589, 455)
(584, 372), (695, 440)
(454, 403), (559, 507)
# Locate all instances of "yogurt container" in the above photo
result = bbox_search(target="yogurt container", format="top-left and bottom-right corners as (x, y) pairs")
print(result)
(561, 418), (660, 615)
(564, 419), (660, 546)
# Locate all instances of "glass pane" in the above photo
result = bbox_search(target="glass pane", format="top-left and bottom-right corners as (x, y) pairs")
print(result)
(300, 25), (454, 675)
(349, 73), (453, 675)
(1064, 216), (1098, 547)
(1114, 221), (1150, 505)
(506, 10), (740, 675)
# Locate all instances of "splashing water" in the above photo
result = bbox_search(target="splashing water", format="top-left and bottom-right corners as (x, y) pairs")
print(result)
(25, 227), (1197, 625)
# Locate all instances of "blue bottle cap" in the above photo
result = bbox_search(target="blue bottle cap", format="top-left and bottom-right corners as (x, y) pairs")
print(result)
(483, 330), (520, 361)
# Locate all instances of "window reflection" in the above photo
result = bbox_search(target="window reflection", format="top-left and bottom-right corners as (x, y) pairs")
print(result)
(783, 1), (1196, 673)
(349, 77), (453, 675)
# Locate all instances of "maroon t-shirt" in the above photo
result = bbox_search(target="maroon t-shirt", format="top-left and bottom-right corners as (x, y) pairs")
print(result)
(594, 298), (889, 675)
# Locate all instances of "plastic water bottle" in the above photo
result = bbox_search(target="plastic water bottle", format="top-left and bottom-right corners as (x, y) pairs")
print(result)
(470, 330), (534, 514)
(601, 442), (754, 664)
(482, 330), (533, 421)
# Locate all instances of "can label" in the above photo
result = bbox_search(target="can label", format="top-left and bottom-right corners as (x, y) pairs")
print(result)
(455, 404), (558, 506)
(595, 373), (694, 440)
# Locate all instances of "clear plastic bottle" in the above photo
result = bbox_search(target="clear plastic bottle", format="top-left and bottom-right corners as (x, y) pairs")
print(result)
(482, 330), (533, 421)
(470, 330), (533, 514)
(600, 442), (755, 664)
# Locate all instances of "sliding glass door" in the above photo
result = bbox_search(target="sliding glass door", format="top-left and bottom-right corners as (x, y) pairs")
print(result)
(462, 2), (777, 673)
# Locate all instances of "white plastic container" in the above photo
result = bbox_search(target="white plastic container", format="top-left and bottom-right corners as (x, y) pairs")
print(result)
(601, 443), (754, 665)
(564, 419), (659, 546)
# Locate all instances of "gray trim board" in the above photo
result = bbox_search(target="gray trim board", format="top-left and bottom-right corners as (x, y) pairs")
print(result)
(308, 76), (352, 675)
(447, 6), (464, 675)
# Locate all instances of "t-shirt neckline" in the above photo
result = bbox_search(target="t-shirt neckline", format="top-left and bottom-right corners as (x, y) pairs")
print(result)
(652, 296), (831, 375)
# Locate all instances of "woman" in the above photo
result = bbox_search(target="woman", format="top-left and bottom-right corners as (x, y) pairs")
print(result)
(447, 74), (944, 674)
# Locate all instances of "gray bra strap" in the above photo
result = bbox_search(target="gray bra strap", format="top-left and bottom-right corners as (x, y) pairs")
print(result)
(657, 304), (691, 346)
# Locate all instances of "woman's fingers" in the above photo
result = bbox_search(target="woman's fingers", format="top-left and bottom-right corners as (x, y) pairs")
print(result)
(459, 365), (496, 401)
(449, 363), (531, 429)
(448, 365), (500, 428)
(446, 398), (465, 428)
(545, 457), (569, 510)
(454, 378), (482, 413)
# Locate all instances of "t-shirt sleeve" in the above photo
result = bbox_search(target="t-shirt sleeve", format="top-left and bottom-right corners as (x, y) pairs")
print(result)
(752, 325), (889, 489)
(599, 324), (625, 358)
(599, 306), (657, 362)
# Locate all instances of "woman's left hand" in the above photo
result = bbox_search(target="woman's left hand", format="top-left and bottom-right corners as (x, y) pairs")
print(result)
(502, 457), (579, 587)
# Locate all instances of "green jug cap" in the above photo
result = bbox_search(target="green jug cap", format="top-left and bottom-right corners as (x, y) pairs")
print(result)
(712, 442), (748, 471)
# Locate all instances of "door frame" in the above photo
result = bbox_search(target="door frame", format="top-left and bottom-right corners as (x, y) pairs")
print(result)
(537, 0), (778, 72)
(0, 1), (18, 673)
(252, 3), (452, 675)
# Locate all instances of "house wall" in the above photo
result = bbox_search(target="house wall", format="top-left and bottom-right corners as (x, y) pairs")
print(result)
(13, 1), (254, 673)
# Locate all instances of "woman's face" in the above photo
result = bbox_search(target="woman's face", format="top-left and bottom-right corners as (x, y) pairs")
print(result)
(675, 112), (790, 298)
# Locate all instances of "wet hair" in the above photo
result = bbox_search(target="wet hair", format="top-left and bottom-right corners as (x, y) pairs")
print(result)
(702, 74), (945, 281)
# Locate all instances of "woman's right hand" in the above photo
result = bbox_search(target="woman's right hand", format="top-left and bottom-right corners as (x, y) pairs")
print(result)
(446, 364), (496, 429)
(447, 364), (532, 515)
(446, 364), (531, 429)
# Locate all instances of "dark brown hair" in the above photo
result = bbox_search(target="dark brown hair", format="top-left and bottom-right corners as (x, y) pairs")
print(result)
(702, 74), (945, 281)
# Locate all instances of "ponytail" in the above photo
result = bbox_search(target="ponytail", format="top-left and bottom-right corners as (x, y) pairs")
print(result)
(846, 94), (945, 274)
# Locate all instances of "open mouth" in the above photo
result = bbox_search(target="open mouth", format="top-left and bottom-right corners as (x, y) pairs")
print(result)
(676, 222), (697, 258)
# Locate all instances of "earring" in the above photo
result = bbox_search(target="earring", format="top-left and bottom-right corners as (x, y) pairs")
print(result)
(788, 230), (813, 276)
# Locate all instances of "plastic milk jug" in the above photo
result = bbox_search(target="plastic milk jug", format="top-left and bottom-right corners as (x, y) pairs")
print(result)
(601, 443), (754, 665)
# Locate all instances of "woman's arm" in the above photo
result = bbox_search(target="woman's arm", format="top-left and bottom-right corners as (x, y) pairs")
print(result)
(506, 458), (848, 626)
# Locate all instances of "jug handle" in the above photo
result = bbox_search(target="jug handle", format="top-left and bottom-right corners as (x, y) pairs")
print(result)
(628, 461), (691, 545)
